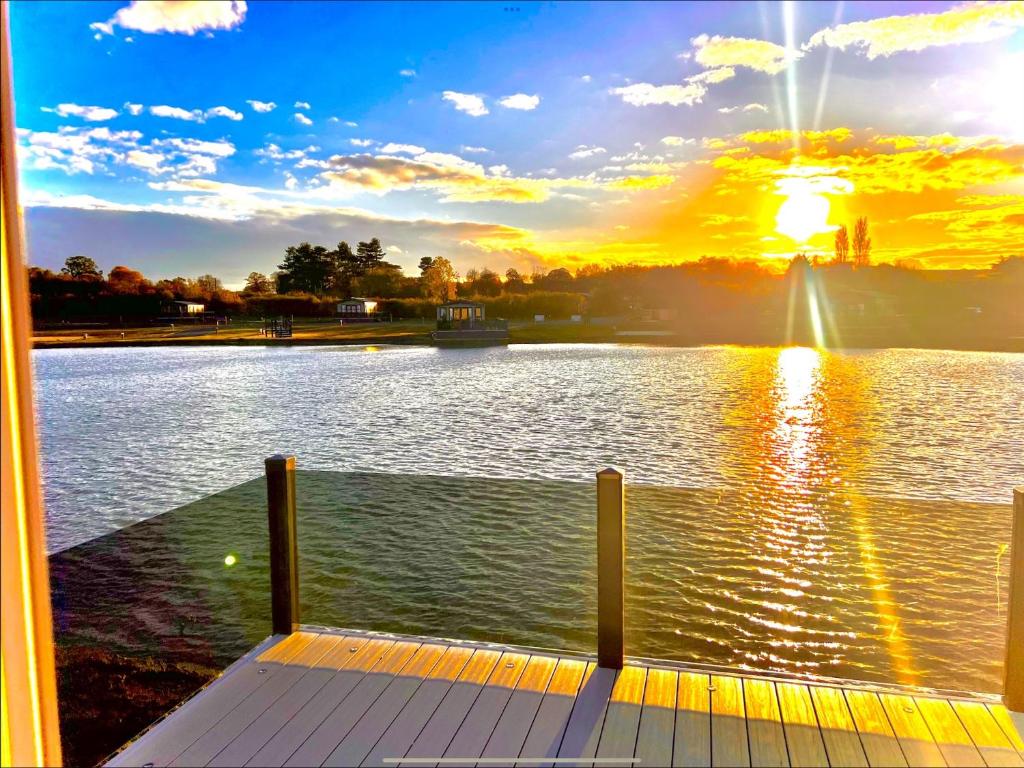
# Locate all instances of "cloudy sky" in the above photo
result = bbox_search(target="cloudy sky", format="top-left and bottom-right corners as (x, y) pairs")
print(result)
(11, 0), (1024, 286)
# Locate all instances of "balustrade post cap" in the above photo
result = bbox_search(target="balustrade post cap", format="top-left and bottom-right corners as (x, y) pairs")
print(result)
(265, 454), (296, 470)
(596, 467), (624, 480)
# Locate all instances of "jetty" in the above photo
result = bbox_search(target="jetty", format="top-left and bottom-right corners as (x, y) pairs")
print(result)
(105, 460), (1024, 767)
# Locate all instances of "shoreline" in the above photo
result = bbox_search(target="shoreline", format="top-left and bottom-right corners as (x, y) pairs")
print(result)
(31, 332), (1024, 353)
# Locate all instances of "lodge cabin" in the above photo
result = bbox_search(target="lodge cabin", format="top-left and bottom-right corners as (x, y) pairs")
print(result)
(432, 300), (509, 346)
(158, 300), (210, 323)
(337, 297), (381, 323)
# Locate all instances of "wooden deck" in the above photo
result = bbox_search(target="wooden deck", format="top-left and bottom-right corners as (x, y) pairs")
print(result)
(108, 627), (1024, 768)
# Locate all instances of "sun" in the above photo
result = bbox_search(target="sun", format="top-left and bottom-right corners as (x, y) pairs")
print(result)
(775, 191), (831, 244)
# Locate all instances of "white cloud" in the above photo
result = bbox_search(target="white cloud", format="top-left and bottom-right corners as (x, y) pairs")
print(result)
(294, 100), (311, 110)
(350, 138), (375, 147)
(461, 145), (491, 154)
(488, 164), (509, 176)
(44, 103), (120, 121)
(124, 102), (144, 116)
(153, 137), (236, 157)
(294, 113), (313, 126)
(205, 105), (243, 121)
(805, 1), (1024, 59)
(580, 74), (592, 83)
(284, 172), (298, 191)
(125, 149), (169, 175)
(569, 144), (606, 160)
(610, 82), (706, 107)
(688, 67), (736, 85)
(91, 0), (247, 36)
(380, 143), (427, 154)
(399, 68), (416, 77)
(498, 93), (541, 110)
(442, 91), (489, 117)
(661, 136), (695, 146)
(246, 99), (276, 113)
(150, 104), (204, 122)
(691, 33), (802, 74)
(718, 102), (770, 114)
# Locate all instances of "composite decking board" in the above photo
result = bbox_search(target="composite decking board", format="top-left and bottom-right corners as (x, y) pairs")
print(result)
(208, 636), (370, 767)
(108, 631), (315, 768)
(710, 675), (750, 768)
(283, 640), (423, 767)
(915, 697), (986, 767)
(595, 664), (649, 768)
(775, 682), (828, 768)
(517, 658), (589, 768)
(673, 670), (712, 768)
(440, 651), (531, 767)
(360, 645), (475, 768)
(743, 677), (789, 768)
(987, 705), (1024, 757)
(844, 689), (910, 768)
(399, 649), (503, 767)
(244, 638), (398, 767)
(171, 633), (343, 767)
(878, 692), (947, 767)
(321, 644), (449, 767)
(808, 685), (868, 768)
(479, 655), (558, 766)
(557, 663), (617, 763)
(634, 667), (677, 768)
(952, 701), (1024, 768)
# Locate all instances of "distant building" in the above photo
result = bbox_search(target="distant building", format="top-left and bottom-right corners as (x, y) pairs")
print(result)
(337, 298), (378, 317)
(437, 300), (484, 324)
(166, 301), (205, 316)
(433, 300), (508, 346)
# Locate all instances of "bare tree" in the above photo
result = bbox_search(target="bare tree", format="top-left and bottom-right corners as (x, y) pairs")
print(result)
(852, 217), (871, 268)
(833, 224), (850, 265)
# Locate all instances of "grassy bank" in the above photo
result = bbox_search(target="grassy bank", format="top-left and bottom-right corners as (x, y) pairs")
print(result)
(32, 318), (1024, 352)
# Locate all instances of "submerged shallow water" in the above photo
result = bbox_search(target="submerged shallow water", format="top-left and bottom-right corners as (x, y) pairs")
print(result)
(34, 344), (1024, 694)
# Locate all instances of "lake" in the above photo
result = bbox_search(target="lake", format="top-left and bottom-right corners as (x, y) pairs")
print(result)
(34, 344), (1024, 696)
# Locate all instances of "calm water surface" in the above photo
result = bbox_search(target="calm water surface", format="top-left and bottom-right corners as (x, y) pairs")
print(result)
(34, 344), (1024, 692)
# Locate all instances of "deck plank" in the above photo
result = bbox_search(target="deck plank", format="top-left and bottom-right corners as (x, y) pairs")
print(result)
(557, 663), (616, 765)
(743, 677), (788, 768)
(988, 706), (1024, 757)
(245, 638), (397, 767)
(359, 645), (475, 768)
(674, 671), (712, 768)
(808, 685), (868, 768)
(209, 636), (371, 767)
(399, 649), (502, 767)
(282, 640), (422, 767)
(479, 654), (558, 767)
(440, 651), (530, 767)
(844, 689), (909, 767)
(878, 693), (946, 767)
(517, 658), (588, 768)
(108, 631), (316, 768)
(711, 675), (750, 768)
(635, 667), (677, 768)
(915, 697), (985, 767)
(595, 665), (648, 768)
(171, 633), (342, 766)
(776, 682), (828, 768)
(952, 701), (1024, 767)
(321, 643), (448, 767)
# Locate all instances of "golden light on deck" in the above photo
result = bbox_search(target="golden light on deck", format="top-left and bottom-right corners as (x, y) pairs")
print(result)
(224, 554), (237, 567)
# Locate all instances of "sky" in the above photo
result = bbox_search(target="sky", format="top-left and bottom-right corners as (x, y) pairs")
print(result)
(10, 0), (1024, 287)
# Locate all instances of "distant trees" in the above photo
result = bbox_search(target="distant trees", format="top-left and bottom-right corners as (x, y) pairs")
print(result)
(504, 268), (525, 293)
(195, 274), (223, 294)
(244, 272), (273, 294)
(852, 216), (872, 267)
(276, 242), (334, 295)
(421, 256), (458, 302)
(62, 255), (102, 279)
(418, 257), (435, 275)
(833, 225), (849, 265)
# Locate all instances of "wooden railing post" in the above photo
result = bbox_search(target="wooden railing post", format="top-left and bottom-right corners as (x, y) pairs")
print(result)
(266, 454), (299, 635)
(1006, 486), (1024, 711)
(597, 467), (625, 669)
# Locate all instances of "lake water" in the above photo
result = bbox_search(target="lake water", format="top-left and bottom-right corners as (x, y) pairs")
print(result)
(34, 344), (1024, 695)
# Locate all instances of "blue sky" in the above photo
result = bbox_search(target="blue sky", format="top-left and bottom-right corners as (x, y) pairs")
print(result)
(11, 1), (1024, 285)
